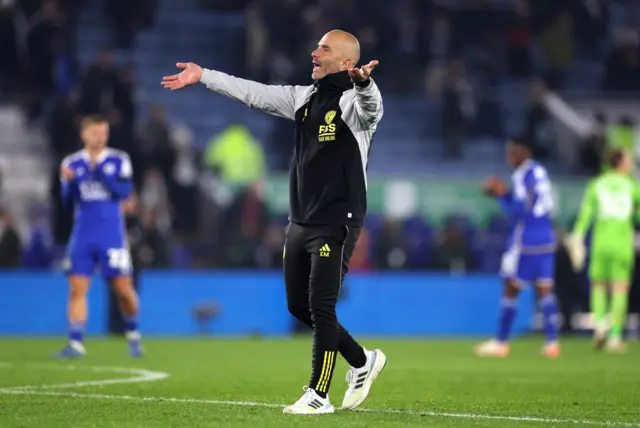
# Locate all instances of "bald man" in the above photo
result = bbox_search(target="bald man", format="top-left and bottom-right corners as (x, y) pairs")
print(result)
(162, 30), (385, 414)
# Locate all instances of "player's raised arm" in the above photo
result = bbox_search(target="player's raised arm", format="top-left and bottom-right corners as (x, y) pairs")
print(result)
(60, 159), (78, 208)
(573, 180), (596, 239)
(633, 180), (640, 224)
(347, 60), (383, 128)
(497, 189), (525, 219)
(94, 152), (134, 200)
(161, 62), (308, 120)
(496, 173), (533, 220)
(564, 180), (594, 270)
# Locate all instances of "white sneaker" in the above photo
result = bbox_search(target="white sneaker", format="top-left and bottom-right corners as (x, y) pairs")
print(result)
(474, 339), (510, 358)
(283, 387), (334, 414)
(341, 348), (387, 410)
(605, 337), (626, 353)
(593, 326), (607, 350)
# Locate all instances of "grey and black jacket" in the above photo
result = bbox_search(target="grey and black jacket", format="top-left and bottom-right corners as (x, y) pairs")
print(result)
(200, 68), (383, 226)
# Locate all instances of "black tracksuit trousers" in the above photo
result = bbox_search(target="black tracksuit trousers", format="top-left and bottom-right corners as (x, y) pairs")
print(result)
(283, 222), (366, 397)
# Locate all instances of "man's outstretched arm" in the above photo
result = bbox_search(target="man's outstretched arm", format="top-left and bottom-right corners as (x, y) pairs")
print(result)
(162, 62), (309, 120)
(347, 60), (383, 128)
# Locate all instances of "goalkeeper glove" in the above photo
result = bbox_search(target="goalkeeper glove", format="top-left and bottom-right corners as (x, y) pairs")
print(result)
(564, 234), (586, 271)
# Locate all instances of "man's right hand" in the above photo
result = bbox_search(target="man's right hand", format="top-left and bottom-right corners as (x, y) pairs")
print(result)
(61, 165), (74, 181)
(482, 176), (506, 197)
(161, 62), (204, 90)
(564, 234), (586, 272)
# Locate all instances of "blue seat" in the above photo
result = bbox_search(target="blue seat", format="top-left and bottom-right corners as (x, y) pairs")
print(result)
(172, 245), (192, 269)
(488, 214), (510, 235)
(402, 216), (433, 269)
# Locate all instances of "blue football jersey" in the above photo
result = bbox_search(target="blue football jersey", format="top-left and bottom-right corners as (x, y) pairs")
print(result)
(499, 160), (555, 254)
(61, 149), (134, 277)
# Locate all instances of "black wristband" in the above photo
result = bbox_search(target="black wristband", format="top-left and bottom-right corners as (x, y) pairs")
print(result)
(354, 78), (371, 88)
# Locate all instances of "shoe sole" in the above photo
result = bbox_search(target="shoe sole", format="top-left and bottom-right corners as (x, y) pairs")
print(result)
(593, 332), (607, 351)
(474, 351), (510, 358)
(342, 349), (387, 410)
(53, 351), (85, 359)
(605, 345), (627, 354)
(594, 337), (607, 351)
(474, 346), (510, 358)
(283, 406), (335, 415)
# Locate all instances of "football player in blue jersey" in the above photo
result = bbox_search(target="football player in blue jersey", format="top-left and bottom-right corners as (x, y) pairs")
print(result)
(55, 115), (142, 358)
(475, 137), (560, 358)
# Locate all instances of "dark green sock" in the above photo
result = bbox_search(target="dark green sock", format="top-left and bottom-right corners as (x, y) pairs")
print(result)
(610, 291), (629, 339)
(591, 285), (607, 329)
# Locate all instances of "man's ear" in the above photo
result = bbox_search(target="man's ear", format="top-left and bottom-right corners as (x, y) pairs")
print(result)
(342, 58), (356, 70)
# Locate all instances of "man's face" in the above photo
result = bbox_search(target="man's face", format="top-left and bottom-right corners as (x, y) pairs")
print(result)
(311, 33), (352, 80)
(619, 152), (633, 174)
(81, 122), (109, 151)
(506, 141), (526, 168)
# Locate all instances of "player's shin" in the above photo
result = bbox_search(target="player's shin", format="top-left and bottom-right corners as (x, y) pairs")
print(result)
(111, 276), (142, 356)
(537, 283), (559, 344)
(67, 276), (89, 349)
(54, 275), (90, 357)
(496, 281), (520, 343)
(610, 283), (630, 341)
(590, 283), (608, 338)
(497, 297), (517, 343)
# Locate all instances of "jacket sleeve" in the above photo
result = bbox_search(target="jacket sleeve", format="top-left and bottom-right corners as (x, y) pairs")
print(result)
(352, 79), (384, 129)
(200, 68), (310, 120)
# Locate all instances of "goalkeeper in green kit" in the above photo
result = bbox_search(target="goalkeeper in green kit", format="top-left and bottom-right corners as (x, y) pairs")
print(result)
(565, 149), (640, 352)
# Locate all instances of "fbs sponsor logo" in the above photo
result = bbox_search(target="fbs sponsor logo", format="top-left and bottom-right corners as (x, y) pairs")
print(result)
(318, 110), (337, 142)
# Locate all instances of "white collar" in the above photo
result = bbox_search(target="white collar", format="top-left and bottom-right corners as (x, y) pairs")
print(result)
(81, 148), (109, 163)
(514, 159), (533, 175)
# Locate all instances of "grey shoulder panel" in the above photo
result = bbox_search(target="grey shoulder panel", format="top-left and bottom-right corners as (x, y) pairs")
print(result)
(339, 82), (384, 188)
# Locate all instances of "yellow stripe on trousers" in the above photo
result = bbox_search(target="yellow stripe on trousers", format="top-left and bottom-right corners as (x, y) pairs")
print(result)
(316, 351), (329, 392)
(316, 351), (335, 392)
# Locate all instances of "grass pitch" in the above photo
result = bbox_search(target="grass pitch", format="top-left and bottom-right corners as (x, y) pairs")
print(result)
(0, 337), (638, 427)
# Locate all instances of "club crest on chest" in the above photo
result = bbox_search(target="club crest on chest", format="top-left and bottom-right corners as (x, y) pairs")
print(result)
(318, 110), (337, 142)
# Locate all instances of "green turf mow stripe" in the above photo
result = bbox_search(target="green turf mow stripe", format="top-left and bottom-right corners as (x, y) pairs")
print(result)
(1, 389), (637, 427)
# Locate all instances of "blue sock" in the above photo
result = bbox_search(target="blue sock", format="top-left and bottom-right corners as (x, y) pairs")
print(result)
(540, 294), (559, 343)
(69, 322), (85, 343)
(497, 297), (518, 343)
(124, 315), (140, 340)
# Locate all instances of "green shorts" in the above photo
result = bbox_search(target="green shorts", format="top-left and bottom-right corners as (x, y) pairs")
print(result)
(589, 251), (635, 283)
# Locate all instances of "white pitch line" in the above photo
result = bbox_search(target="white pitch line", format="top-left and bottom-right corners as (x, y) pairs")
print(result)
(1, 389), (638, 427)
(0, 363), (168, 391)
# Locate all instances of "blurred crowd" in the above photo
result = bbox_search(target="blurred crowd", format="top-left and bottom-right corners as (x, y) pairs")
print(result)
(246, 0), (614, 86)
(0, 0), (76, 118)
(0, 0), (639, 277)
(246, 0), (640, 160)
(0, 0), (155, 116)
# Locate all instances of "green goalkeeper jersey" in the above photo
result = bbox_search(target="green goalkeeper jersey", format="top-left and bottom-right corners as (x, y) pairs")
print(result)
(573, 172), (640, 255)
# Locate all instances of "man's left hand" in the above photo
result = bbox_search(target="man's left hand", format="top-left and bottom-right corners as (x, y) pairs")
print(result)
(482, 176), (507, 197)
(349, 60), (379, 83)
